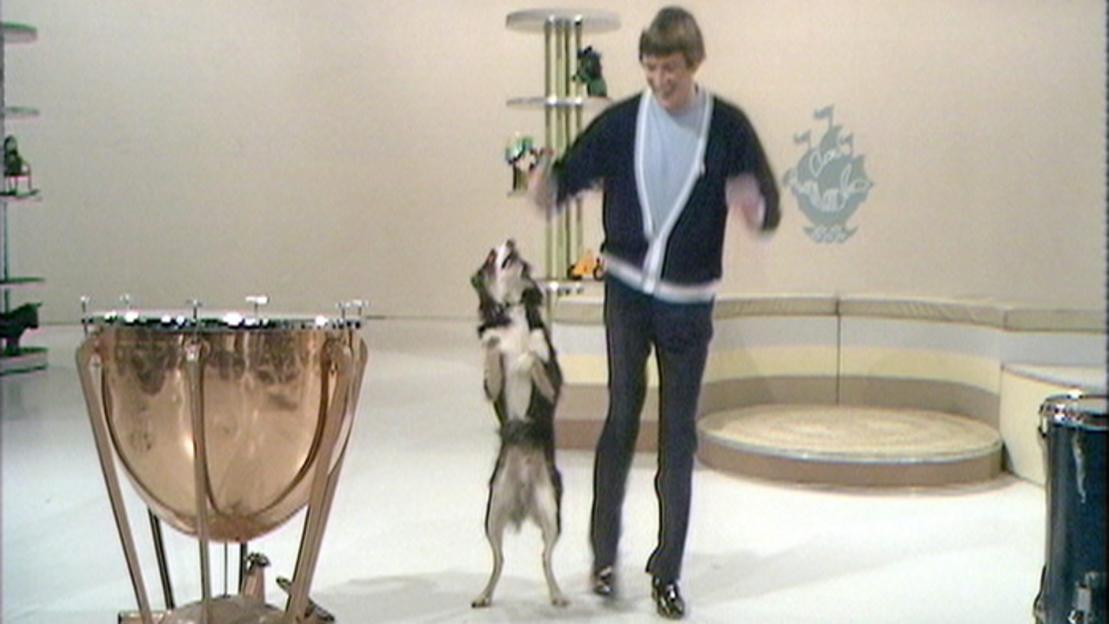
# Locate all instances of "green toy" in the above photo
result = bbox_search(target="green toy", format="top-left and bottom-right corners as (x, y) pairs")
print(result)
(505, 134), (538, 192)
(573, 46), (607, 98)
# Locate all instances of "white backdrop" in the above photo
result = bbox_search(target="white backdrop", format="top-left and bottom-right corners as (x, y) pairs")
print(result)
(4, 0), (1105, 321)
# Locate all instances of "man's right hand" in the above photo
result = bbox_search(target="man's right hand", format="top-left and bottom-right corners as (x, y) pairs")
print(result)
(526, 148), (557, 214)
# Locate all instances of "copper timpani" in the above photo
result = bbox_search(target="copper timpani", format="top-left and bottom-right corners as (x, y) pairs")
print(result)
(78, 299), (368, 624)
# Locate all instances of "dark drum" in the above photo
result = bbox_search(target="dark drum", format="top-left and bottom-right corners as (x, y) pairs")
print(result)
(1035, 394), (1107, 624)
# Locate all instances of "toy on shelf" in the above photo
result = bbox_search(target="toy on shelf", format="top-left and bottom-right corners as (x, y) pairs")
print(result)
(572, 46), (607, 97)
(568, 249), (604, 281)
(0, 301), (39, 355)
(3, 135), (36, 196)
(505, 134), (540, 193)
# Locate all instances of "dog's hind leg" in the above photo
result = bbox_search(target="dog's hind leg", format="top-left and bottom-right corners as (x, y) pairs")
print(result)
(533, 477), (569, 607)
(472, 487), (508, 608)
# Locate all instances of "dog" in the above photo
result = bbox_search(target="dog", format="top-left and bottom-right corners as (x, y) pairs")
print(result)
(470, 239), (568, 608)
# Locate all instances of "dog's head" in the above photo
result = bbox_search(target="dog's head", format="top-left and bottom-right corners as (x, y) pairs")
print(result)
(471, 240), (544, 323)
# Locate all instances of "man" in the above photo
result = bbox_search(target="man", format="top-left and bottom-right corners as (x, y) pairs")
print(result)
(528, 6), (779, 619)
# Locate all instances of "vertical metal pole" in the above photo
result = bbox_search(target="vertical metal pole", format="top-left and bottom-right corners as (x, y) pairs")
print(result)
(284, 340), (354, 622)
(1, 17), (8, 314)
(572, 19), (585, 263)
(149, 511), (176, 609)
(543, 18), (555, 280)
(239, 543), (249, 593)
(223, 543), (229, 597)
(1, 201), (9, 313)
(77, 339), (155, 624)
(556, 20), (572, 278)
(185, 339), (213, 624)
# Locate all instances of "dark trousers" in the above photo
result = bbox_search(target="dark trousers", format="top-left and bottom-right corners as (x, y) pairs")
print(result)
(590, 277), (714, 582)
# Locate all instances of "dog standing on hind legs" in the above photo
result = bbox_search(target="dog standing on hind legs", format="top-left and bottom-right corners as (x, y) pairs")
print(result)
(470, 239), (569, 609)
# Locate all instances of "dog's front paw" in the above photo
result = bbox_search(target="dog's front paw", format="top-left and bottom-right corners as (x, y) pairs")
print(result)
(528, 329), (551, 362)
(550, 592), (570, 608)
(514, 351), (536, 370)
(471, 594), (493, 609)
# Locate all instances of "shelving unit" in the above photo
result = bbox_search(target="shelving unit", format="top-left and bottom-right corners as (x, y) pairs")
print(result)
(1, 20), (46, 375)
(506, 8), (618, 280)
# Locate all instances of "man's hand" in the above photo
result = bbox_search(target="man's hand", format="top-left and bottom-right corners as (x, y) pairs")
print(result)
(726, 173), (767, 231)
(526, 148), (557, 214)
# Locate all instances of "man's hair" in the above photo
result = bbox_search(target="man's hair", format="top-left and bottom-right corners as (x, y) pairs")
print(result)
(638, 6), (705, 67)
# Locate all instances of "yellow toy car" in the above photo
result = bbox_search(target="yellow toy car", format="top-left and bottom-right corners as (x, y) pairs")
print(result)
(568, 250), (605, 280)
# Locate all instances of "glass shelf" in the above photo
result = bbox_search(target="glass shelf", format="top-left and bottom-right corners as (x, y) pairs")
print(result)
(506, 9), (619, 33)
(0, 346), (48, 375)
(3, 106), (40, 119)
(2, 22), (37, 44)
(507, 95), (611, 110)
(0, 277), (46, 291)
(0, 189), (42, 201)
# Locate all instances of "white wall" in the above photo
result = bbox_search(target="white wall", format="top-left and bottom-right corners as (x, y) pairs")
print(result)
(4, 1), (1105, 322)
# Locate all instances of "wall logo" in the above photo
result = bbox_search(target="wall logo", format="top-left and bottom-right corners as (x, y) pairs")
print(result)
(783, 106), (874, 243)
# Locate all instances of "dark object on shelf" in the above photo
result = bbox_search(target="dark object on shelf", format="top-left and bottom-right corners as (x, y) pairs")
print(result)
(505, 134), (539, 192)
(573, 46), (607, 97)
(3, 135), (35, 195)
(0, 302), (40, 356)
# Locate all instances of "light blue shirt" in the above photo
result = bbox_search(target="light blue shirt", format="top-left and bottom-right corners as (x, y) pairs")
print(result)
(642, 87), (707, 234)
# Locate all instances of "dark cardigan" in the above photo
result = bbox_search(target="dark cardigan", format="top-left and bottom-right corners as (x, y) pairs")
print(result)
(554, 92), (779, 293)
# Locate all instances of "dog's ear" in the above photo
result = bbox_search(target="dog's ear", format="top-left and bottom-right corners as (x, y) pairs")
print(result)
(477, 289), (499, 322)
(472, 270), (501, 331)
(521, 282), (544, 308)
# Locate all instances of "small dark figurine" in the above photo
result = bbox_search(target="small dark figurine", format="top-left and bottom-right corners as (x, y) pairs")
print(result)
(573, 46), (607, 98)
(3, 135), (34, 195)
(0, 302), (40, 356)
(505, 134), (539, 192)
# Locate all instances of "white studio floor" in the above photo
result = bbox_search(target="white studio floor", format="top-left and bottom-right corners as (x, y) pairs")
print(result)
(2, 320), (1047, 623)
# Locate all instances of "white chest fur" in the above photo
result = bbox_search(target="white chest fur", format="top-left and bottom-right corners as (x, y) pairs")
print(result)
(484, 307), (551, 421)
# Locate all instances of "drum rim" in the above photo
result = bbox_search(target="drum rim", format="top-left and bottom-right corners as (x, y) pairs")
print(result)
(82, 309), (362, 331)
(1039, 393), (1108, 431)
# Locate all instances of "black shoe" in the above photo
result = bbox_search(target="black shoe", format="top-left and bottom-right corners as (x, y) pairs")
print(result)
(651, 577), (685, 620)
(591, 566), (616, 597)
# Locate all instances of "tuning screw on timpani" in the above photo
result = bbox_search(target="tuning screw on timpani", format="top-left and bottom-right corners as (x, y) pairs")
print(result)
(339, 300), (368, 321)
(245, 295), (270, 317)
(350, 299), (368, 319)
(80, 296), (91, 335)
(186, 299), (202, 321)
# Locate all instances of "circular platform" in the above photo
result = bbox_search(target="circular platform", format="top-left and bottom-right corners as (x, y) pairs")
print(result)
(698, 405), (1004, 487)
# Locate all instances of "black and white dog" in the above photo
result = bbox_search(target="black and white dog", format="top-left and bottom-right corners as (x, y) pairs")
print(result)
(470, 239), (567, 608)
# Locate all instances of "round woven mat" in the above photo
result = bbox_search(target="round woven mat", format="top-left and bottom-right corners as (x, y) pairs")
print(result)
(700, 405), (1002, 463)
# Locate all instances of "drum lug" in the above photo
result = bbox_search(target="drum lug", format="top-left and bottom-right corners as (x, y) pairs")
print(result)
(117, 610), (166, 624)
(80, 296), (92, 336)
(186, 299), (202, 322)
(1068, 571), (1106, 624)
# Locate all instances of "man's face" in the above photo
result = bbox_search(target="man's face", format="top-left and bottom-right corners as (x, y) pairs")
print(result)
(641, 52), (699, 113)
